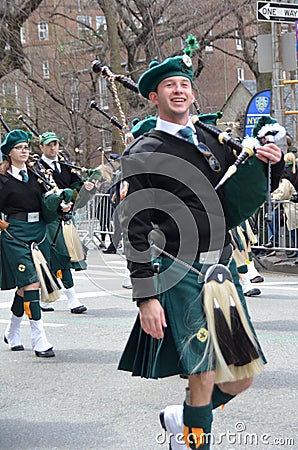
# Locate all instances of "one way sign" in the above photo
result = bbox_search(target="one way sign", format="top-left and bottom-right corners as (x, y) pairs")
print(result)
(257, 1), (298, 23)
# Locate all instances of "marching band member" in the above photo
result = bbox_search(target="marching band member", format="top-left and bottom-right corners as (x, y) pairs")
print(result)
(117, 54), (284, 449)
(0, 129), (73, 357)
(38, 131), (90, 314)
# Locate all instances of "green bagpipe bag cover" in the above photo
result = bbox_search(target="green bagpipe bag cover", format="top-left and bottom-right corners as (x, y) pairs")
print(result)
(223, 156), (267, 230)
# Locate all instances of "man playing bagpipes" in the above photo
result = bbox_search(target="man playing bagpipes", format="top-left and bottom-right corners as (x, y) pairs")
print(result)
(116, 50), (284, 449)
(38, 131), (99, 314)
(0, 129), (75, 357)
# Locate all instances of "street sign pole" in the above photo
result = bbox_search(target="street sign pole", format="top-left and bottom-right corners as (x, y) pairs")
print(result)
(271, 22), (286, 148)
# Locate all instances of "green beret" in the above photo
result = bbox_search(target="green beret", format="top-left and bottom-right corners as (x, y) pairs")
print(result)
(252, 116), (277, 139)
(0, 129), (33, 156)
(131, 116), (157, 138)
(198, 111), (223, 125)
(138, 55), (194, 99)
(39, 131), (60, 145)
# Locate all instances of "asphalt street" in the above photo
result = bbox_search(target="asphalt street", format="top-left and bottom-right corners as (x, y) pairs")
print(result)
(0, 248), (297, 450)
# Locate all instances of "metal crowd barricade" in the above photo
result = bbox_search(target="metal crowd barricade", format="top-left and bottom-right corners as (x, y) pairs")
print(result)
(74, 193), (114, 248)
(74, 195), (298, 254)
(252, 199), (298, 252)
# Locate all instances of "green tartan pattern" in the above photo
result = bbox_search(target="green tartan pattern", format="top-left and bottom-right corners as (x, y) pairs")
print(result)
(118, 257), (266, 379)
(0, 219), (49, 290)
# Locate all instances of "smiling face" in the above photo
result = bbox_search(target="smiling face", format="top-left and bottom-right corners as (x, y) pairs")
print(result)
(148, 76), (194, 125)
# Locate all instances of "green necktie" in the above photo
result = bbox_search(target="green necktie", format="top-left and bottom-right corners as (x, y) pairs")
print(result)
(19, 169), (29, 183)
(179, 126), (195, 144)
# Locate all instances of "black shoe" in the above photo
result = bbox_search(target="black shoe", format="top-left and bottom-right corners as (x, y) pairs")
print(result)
(40, 306), (55, 312)
(35, 347), (55, 358)
(264, 241), (273, 248)
(250, 275), (264, 283)
(102, 247), (116, 254)
(244, 288), (261, 297)
(70, 305), (87, 314)
(4, 336), (24, 351)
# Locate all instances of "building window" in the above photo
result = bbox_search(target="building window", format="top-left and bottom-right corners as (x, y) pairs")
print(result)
(2, 81), (18, 112)
(235, 31), (243, 51)
(20, 25), (26, 44)
(205, 30), (213, 53)
(96, 16), (107, 32)
(25, 96), (31, 116)
(71, 76), (80, 112)
(38, 22), (49, 40)
(237, 67), (244, 81)
(42, 61), (50, 79)
(77, 16), (92, 39)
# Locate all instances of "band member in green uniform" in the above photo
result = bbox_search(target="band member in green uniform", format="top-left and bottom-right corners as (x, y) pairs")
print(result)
(0, 129), (73, 357)
(117, 55), (284, 449)
(38, 132), (92, 314)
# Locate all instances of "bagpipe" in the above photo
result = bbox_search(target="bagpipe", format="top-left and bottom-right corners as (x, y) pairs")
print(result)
(91, 60), (261, 187)
(0, 114), (89, 262)
(16, 116), (100, 256)
(18, 114), (89, 182)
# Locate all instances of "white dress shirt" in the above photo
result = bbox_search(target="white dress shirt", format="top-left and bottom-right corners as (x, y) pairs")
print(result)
(9, 165), (28, 181)
(155, 117), (199, 146)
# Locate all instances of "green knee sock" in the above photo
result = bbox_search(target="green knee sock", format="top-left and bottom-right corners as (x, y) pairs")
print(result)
(61, 269), (74, 289)
(23, 290), (41, 321)
(212, 385), (235, 409)
(11, 292), (24, 317)
(183, 402), (213, 449)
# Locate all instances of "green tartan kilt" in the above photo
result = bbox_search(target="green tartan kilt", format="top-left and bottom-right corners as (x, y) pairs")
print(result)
(46, 220), (87, 273)
(118, 256), (266, 379)
(0, 219), (50, 290)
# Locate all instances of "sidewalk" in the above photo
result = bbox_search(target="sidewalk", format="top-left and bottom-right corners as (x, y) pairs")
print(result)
(255, 250), (298, 275)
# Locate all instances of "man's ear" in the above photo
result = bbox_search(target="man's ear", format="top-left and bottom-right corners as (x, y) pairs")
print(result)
(149, 91), (158, 105)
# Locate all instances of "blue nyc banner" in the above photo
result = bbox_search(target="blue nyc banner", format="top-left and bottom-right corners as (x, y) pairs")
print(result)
(244, 89), (271, 137)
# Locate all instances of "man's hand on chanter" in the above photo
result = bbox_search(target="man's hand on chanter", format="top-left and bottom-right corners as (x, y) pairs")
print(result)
(255, 142), (282, 164)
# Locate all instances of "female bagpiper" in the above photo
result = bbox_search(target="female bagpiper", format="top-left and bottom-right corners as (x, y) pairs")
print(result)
(0, 129), (73, 357)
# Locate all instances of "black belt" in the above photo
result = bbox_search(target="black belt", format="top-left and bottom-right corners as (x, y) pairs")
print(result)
(7, 212), (40, 222)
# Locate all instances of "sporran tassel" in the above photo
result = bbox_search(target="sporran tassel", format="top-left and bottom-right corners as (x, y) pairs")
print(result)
(202, 264), (264, 383)
(31, 243), (60, 303)
(62, 221), (85, 262)
(229, 296), (259, 366)
(213, 298), (235, 366)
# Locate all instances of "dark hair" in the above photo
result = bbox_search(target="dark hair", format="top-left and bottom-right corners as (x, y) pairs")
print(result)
(286, 135), (293, 147)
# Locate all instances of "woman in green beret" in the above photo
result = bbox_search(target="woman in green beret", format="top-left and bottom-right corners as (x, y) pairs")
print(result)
(0, 129), (73, 358)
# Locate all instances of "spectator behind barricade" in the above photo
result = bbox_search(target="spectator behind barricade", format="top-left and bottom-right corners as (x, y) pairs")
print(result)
(96, 164), (114, 248)
(102, 154), (122, 254)
(286, 134), (298, 154)
(283, 152), (298, 191)
(271, 173), (298, 258)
